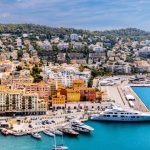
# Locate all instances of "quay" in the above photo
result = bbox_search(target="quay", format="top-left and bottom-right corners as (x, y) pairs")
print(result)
(100, 78), (150, 112)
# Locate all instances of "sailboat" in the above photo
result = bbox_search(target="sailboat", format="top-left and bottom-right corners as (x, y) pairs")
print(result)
(52, 134), (68, 150)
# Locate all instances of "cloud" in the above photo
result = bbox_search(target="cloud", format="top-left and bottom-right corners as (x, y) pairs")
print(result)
(0, 13), (11, 18)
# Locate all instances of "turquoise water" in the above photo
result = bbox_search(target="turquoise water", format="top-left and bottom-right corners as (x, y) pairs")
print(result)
(1, 121), (150, 150)
(1, 86), (150, 150)
(132, 86), (150, 108)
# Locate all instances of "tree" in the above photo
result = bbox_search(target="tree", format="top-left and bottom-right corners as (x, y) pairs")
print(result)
(79, 65), (84, 72)
(31, 65), (43, 83)
(16, 65), (22, 71)
(88, 77), (93, 87)
(17, 50), (23, 60)
(33, 74), (43, 83)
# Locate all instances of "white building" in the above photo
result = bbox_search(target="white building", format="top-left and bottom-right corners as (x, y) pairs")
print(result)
(37, 40), (52, 50)
(57, 42), (69, 50)
(73, 42), (83, 49)
(70, 34), (78, 41)
(16, 38), (22, 47)
(43, 66), (91, 87)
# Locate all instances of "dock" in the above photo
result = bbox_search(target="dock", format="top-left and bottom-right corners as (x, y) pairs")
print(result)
(101, 82), (149, 112)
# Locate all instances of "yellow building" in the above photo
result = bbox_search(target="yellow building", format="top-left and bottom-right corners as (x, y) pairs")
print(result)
(52, 91), (66, 108)
(66, 88), (80, 102)
(73, 79), (85, 88)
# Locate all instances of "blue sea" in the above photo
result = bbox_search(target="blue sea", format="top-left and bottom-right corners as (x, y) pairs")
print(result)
(1, 86), (150, 150)
(132, 86), (150, 108)
(1, 121), (150, 150)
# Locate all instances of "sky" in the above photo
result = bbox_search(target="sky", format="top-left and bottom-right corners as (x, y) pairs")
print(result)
(0, 0), (150, 31)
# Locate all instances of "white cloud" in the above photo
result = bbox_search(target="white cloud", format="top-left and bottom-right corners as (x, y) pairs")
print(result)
(0, 13), (10, 18)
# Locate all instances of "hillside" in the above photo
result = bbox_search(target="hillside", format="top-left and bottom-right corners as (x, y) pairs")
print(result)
(0, 24), (150, 40)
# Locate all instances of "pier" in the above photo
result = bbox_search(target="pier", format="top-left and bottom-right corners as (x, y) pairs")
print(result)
(101, 81), (149, 112)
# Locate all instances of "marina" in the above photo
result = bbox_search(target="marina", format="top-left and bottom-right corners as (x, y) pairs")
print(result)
(1, 121), (150, 150)
(0, 77), (150, 150)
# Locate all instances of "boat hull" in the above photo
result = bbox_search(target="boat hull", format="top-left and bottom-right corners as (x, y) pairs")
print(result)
(71, 126), (91, 133)
(52, 146), (68, 150)
(90, 116), (150, 122)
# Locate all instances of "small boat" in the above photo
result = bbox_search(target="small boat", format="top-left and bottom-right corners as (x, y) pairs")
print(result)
(54, 130), (63, 136)
(52, 134), (68, 150)
(43, 130), (55, 137)
(59, 127), (79, 137)
(12, 132), (25, 136)
(31, 132), (41, 139)
(1, 128), (9, 135)
(52, 144), (68, 150)
(49, 129), (63, 136)
(70, 120), (94, 133)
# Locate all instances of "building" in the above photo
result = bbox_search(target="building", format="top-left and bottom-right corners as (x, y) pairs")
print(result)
(73, 42), (83, 49)
(16, 38), (22, 47)
(88, 52), (106, 64)
(134, 60), (150, 73)
(61, 88), (80, 102)
(51, 91), (66, 109)
(37, 40), (52, 50)
(70, 34), (78, 41)
(60, 84), (96, 102)
(79, 88), (96, 102)
(43, 65), (90, 87)
(15, 81), (50, 101)
(138, 47), (150, 58)
(0, 88), (47, 116)
(57, 53), (66, 63)
(57, 42), (69, 50)
(104, 64), (131, 74)
(1, 70), (33, 85)
(47, 79), (57, 98)
(73, 79), (86, 88)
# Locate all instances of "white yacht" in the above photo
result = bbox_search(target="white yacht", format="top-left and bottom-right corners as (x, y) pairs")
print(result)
(90, 106), (150, 122)
(49, 129), (63, 136)
(43, 130), (55, 137)
(31, 132), (41, 139)
(70, 120), (94, 133)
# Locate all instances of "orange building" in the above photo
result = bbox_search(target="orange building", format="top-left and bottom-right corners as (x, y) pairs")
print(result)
(52, 91), (66, 108)
(73, 79), (85, 88)
(20, 81), (50, 101)
(79, 88), (96, 102)
(64, 88), (80, 102)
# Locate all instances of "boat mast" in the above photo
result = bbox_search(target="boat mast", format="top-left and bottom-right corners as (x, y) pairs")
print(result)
(62, 134), (64, 146)
(54, 134), (56, 149)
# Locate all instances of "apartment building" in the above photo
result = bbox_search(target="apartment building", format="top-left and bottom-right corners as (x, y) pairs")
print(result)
(0, 89), (47, 116)
(51, 91), (66, 108)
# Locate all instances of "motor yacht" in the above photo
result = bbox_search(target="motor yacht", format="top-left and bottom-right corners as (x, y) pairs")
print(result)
(59, 127), (79, 137)
(31, 132), (41, 139)
(90, 106), (150, 122)
(49, 129), (63, 136)
(70, 120), (94, 133)
(43, 130), (55, 137)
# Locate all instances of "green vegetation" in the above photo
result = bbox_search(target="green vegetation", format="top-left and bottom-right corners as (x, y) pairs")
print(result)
(0, 24), (150, 40)
(86, 66), (112, 87)
(88, 77), (94, 87)
(16, 65), (22, 71)
(31, 65), (43, 83)
(79, 65), (85, 72)
(0, 24), (89, 37)
(90, 67), (112, 77)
